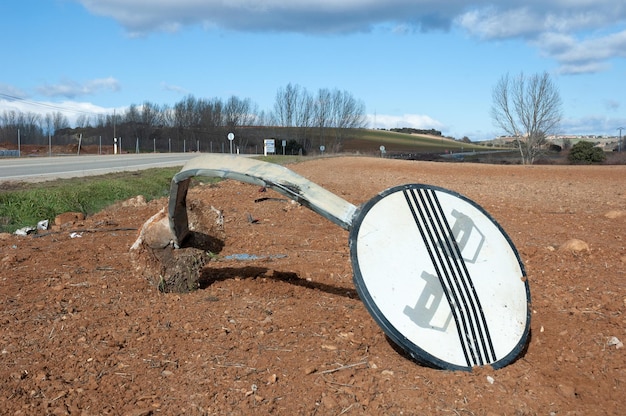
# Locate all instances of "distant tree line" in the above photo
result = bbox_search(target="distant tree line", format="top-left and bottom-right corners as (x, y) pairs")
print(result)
(0, 83), (367, 154)
(389, 128), (442, 136)
(272, 83), (367, 152)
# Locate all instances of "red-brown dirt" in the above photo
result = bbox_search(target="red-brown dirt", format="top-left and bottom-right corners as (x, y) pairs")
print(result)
(1, 156), (625, 415)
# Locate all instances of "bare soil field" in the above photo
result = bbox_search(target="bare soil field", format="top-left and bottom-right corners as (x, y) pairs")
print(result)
(1, 156), (625, 415)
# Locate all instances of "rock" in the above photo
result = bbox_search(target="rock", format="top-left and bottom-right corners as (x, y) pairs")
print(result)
(54, 212), (85, 227)
(121, 195), (147, 208)
(559, 239), (589, 252)
(604, 210), (625, 219)
(557, 383), (577, 398)
(130, 208), (173, 250)
(607, 336), (624, 349)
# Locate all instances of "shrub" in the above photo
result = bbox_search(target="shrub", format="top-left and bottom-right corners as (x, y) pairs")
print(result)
(548, 143), (562, 152)
(568, 141), (606, 164)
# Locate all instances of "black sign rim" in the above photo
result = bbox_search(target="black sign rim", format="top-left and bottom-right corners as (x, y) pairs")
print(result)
(349, 184), (531, 371)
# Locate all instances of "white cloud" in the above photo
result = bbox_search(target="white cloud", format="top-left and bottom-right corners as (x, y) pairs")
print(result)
(36, 77), (121, 98)
(76, 0), (465, 34)
(74, 0), (626, 74)
(456, 7), (543, 39)
(368, 113), (445, 130)
(0, 97), (118, 127)
(160, 82), (188, 95)
(561, 115), (626, 136)
(537, 29), (626, 63)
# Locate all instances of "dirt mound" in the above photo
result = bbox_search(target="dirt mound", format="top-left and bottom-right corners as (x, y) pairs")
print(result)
(1, 157), (625, 414)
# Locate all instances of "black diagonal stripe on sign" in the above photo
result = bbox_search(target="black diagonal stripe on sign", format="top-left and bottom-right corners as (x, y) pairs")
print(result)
(424, 189), (496, 364)
(428, 189), (497, 363)
(404, 188), (496, 366)
(417, 189), (484, 365)
(403, 189), (472, 367)
(412, 189), (481, 365)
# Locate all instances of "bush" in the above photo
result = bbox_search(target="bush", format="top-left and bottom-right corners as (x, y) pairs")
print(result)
(548, 143), (562, 152)
(568, 141), (606, 164)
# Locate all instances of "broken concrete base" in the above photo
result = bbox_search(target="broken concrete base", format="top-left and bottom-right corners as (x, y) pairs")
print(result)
(130, 197), (225, 293)
(131, 245), (208, 293)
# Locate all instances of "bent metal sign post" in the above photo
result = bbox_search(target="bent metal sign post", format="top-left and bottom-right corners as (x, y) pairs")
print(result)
(166, 155), (531, 371)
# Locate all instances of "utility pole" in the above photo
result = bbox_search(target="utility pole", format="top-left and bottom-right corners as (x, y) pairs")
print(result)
(618, 127), (624, 152)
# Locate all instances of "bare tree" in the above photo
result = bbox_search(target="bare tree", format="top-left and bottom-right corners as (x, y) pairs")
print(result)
(120, 104), (141, 145)
(194, 97), (224, 150)
(315, 88), (333, 150)
(273, 83), (300, 127)
(272, 83), (315, 149)
(171, 95), (201, 149)
(44, 113), (54, 137)
(228, 96), (259, 152)
(18, 112), (44, 144)
(491, 72), (562, 164)
(52, 112), (70, 131)
(224, 96), (256, 130)
(75, 114), (92, 129)
(198, 98), (223, 131)
(139, 101), (162, 145)
(329, 89), (367, 149)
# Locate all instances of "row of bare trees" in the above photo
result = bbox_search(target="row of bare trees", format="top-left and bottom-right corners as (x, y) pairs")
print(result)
(0, 110), (71, 145)
(272, 83), (367, 151)
(0, 85), (367, 153)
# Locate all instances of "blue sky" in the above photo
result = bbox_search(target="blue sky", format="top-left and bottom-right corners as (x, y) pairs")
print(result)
(1, 0), (625, 140)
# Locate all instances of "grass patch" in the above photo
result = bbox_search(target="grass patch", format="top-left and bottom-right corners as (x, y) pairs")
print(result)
(254, 155), (306, 165)
(0, 157), (307, 234)
(344, 129), (490, 153)
(0, 167), (182, 233)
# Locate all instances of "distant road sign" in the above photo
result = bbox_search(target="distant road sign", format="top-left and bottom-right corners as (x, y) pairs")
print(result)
(264, 139), (275, 156)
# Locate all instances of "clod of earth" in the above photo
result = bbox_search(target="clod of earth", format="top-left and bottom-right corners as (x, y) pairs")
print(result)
(130, 201), (224, 292)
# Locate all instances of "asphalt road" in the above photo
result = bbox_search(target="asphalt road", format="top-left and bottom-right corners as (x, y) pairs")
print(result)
(0, 153), (203, 182)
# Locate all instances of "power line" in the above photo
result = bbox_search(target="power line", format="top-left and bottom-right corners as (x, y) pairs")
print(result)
(0, 92), (107, 116)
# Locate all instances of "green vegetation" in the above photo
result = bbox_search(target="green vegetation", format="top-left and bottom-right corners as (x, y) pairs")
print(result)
(344, 129), (488, 153)
(568, 141), (606, 164)
(255, 155), (306, 165)
(0, 167), (181, 233)
(0, 156), (305, 234)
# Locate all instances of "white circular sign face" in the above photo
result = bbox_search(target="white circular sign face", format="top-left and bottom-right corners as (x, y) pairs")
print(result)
(227, 133), (234, 141)
(350, 184), (530, 371)
(320, 145), (326, 152)
(379, 145), (385, 152)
